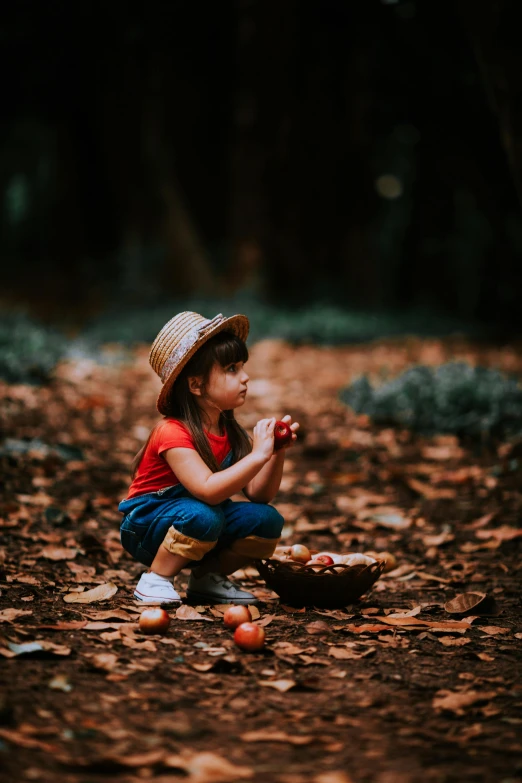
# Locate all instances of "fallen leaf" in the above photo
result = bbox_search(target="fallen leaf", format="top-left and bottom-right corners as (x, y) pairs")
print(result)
(39, 546), (79, 561)
(405, 478), (456, 500)
(314, 773), (355, 783)
(0, 728), (58, 753)
(37, 621), (88, 630)
(89, 653), (119, 671)
(0, 608), (33, 623)
(259, 679), (296, 692)
(63, 582), (118, 603)
(444, 592), (487, 615)
(433, 689), (497, 715)
(479, 626), (510, 635)
(164, 750), (253, 782)
(328, 646), (375, 660)
(257, 614), (276, 628)
(48, 674), (72, 692)
(240, 730), (313, 744)
(306, 621), (330, 635)
(438, 637), (472, 647)
(274, 642), (307, 655)
(176, 605), (213, 622)
(5, 640), (71, 657)
(476, 526), (522, 543)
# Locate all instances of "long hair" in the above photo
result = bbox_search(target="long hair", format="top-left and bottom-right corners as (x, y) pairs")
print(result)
(131, 331), (252, 478)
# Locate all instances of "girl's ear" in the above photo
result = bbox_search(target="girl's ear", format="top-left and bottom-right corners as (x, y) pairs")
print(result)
(188, 376), (203, 396)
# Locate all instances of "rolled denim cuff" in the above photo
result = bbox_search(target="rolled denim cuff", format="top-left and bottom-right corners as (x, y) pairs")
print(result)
(228, 535), (280, 559)
(162, 526), (217, 561)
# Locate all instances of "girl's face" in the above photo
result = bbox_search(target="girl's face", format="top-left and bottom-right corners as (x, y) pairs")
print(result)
(195, 360), (250, 412)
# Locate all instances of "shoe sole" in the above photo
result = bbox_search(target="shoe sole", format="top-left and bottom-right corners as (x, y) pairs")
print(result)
(185, 590), (261, 607)
(134, 591), (181, 604)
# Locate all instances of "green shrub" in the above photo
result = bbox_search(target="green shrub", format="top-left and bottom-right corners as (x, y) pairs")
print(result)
(340, 362), (522, 440)
(0, 315), (67, 383)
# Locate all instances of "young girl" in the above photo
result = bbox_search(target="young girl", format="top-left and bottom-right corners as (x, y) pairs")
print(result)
(119, 311), (299, 605)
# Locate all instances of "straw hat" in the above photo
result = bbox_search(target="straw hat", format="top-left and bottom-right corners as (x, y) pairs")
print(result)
(149, 311), (249, 414)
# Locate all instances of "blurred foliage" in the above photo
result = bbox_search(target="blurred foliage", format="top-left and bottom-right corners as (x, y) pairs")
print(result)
(79, 298), (487, 347)
(340, 362), (522, 440)
(0, 302), (488, 384)
(0, 314), (67, 384)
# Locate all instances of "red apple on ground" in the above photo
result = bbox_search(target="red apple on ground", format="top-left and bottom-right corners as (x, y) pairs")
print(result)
(223, 605), (252, 629)
(233, 622), (265, 651)
(289, 544), (311, 563)
(273, 420), (293, 450)
(139, 607), (170, 635)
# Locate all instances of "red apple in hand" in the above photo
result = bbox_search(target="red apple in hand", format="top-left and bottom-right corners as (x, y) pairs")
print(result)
(223, 605), (252, 629)
(234, 622), (265, 651)
(273, 420), (292, 450)
(139, 607), (170, 635)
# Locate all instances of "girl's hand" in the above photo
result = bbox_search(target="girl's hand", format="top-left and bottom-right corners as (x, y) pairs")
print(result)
(252, 418), (276, 463)
(278, 414), (300, 449)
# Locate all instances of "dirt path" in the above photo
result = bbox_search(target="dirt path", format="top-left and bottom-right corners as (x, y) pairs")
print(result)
(1, 338), (521, 783)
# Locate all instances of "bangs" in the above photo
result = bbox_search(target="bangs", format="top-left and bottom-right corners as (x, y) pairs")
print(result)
(211, 331), (249, 367)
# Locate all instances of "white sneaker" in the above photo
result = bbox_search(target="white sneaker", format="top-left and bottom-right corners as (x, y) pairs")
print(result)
(186, 572), (258, 605)
(134, 572), (181, 603)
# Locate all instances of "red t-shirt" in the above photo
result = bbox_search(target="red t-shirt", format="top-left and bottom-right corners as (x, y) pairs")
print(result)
(127, 419), (231, 499)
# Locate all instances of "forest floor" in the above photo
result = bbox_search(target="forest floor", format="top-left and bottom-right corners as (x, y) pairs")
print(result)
(1, 336), (521, 783)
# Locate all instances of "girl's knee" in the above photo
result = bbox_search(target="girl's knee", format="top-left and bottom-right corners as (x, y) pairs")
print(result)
(183, 503), (225, 541)
(255, 504), (284, 539)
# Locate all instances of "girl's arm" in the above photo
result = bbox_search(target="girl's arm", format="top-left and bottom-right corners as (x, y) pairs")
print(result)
(244, 415), (299, 504)
(164, 418), (276, 506)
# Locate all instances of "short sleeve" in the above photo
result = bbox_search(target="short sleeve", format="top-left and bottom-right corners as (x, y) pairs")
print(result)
(155, 420), (196, 455)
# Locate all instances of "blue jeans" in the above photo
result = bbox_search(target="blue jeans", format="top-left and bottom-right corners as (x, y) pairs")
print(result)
(118, 483), (284, 568)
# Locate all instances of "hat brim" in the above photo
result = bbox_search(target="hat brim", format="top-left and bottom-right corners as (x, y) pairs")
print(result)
(156, 314), (249, 415)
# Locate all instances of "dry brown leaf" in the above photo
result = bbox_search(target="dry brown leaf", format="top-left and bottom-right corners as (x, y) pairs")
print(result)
(257, 614), (276, 628)
(306, 620), (330, 635)
(422, 531), (454, 547)
(444, 592), (487, 615)
(259, 679), (296, 692)
(39, 546), (79, 561)
(387, 606), (422, 618)
(0, 608), (33, 623)
(176, 605), (213, 622)
(438, 637), (472, 647)
(314, 773), (355, 783)
(465, 512), (497, 529)
(479, 625), (510, 635)
(3, 640), (71, 657)
(37, 621), (88, 630)
(274, 642), (307, 655)
(164, 750), (253, 782)
(240, 729), (312, 744)
(84, 609), (137, 620)
(344, 624), (394, 634)
(475, 525), (522, 543)
(89, 653), (119, 671)
(433, 689), (497, 715)
(0, 728), (58, 754)
(63, 582), (117, 603)
(328, 646), (375, 660)
(476, 652), (495, 661)
(421, 444), (464, 461)
(405, 477), (456, 500)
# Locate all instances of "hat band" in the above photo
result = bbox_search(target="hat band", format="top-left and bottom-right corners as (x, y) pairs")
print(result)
(159, 314), (225, 383)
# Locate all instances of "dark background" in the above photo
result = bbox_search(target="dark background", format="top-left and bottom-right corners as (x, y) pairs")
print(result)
(1, 0), (521, 333)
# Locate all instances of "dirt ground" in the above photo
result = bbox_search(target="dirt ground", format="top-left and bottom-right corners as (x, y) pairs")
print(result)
(1, 336), (521, 783)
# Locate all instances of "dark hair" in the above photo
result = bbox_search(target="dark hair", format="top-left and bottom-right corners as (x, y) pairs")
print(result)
(132, 331), (251, 478)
